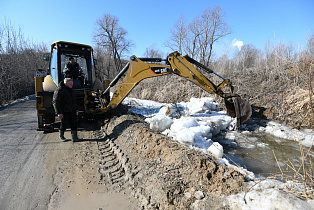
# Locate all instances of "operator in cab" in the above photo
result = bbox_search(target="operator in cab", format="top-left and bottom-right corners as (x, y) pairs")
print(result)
(66, 57), (82, 79)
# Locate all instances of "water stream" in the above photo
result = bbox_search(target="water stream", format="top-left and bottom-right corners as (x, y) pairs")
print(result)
(214, 122), (314, 179)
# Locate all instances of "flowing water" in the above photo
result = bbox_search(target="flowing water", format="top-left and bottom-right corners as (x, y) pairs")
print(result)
(214, 124), (314, 179)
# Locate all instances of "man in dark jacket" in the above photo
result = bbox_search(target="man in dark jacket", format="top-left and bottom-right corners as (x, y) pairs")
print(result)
(53, 78), (81, 142)
(66, 57), (81, 79)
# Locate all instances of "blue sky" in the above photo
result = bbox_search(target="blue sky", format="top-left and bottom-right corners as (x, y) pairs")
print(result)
(1, 0), (313, 58)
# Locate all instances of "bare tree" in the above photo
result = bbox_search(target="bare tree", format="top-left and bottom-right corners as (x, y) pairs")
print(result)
(0, 20), (48, 105)
(235, 44), (259, 69)
(164, 15), (187, 54)
(307, 33), (314, 59)
(166, 7), (231, 65)
(185, 17), (202, 59)
(93, 45), (113, 80)
(144, 45), (164, 58)
(197, 7), (232, 65)
(93, 14), (133, 75)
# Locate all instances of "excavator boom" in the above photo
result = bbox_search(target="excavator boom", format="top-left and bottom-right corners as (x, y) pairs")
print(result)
(101, 51), (252, 126)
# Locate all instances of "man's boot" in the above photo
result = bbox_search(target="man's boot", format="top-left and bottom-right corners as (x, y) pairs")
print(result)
(71, 130), (81, 142)
(59, 130), (66, 142)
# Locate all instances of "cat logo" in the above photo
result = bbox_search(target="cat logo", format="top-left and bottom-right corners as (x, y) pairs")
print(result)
(151, 67), (172, 74)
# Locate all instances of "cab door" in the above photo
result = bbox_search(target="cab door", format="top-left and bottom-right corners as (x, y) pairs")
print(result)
(49, 46), (59, 86)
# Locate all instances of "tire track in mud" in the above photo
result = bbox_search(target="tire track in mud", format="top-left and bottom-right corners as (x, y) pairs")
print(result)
(46, 126), (139, 210)
(92, 122), (159, 209)
(93, 128), (131, 193)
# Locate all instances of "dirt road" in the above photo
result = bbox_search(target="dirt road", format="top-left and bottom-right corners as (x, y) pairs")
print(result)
(0, 99), (55, 209)
(0, 99), (137, 210)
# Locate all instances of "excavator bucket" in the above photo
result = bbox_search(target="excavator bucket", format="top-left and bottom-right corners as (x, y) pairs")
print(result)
(224, 95), (252, 127)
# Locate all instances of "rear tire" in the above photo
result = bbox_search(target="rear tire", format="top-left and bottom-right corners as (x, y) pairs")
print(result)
(37, 114), (56, 132)
(38, 116), (44, 129)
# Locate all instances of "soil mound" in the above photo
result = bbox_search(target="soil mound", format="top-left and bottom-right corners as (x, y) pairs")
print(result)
(102, 114), (247, 209)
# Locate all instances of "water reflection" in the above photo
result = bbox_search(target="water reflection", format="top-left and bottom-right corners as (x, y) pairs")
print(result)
(214, 131), (313, 178)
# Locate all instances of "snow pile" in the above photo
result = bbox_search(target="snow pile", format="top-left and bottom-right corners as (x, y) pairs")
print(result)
(143, 97), (234, 159)
(207, 142), (224, 160)
(123, 96), (166, 116)
(222, 179), (314, 209)
(258, 121), (314, 147)
(146, 114), (173, 132)
(184, 97), (220, 115)
(0, 94), (36, 108)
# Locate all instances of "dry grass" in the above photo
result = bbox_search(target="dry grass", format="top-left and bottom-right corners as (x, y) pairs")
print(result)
(128, 75), (214, 104)
(270, 142), (314, 200)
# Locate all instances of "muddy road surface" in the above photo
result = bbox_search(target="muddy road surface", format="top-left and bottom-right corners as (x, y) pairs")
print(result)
(0, 99), (137, 210)
(0, 99), (56, 209)
(0, 98), (251, 209)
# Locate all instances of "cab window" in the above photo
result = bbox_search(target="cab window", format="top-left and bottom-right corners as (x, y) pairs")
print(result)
(50, 47), (58, 85)
(60, 54), (92, 87)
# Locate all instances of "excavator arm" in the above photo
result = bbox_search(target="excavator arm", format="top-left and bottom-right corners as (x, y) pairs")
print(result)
(167, 52), (231, 97)
(101, 51), (251, 126)
(103, 56), (172, 110)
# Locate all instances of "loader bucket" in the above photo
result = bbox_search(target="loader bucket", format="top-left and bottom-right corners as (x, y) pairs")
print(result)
(224, 95), (252, 127)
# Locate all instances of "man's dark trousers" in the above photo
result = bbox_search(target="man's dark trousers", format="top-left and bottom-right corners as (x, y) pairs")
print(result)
(60, 112), (77, 131)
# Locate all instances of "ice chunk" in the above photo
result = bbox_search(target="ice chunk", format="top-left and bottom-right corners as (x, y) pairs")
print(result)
(190, 126), (203, 136)
(193, 135), (213, 149)
(158, 105), (170, 115)
(225, 132), (236, 140)
(161, 129), (170, 136)
(185, 97), (220, 115)
(176, 127), (195, 145)
(206, 115), (234, 136)
(145, 114), (173, 132)
(263, 121), (314, 147)
(190, 124), (211, 138)
(186, 98), (207, 114)
(302, 134), (314, 147)
(170, 117), (199, 131)
(207, 142), (223, 159)
(169, 118), (201, 145)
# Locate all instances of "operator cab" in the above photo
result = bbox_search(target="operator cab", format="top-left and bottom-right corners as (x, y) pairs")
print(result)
(49, 41), (96, 89)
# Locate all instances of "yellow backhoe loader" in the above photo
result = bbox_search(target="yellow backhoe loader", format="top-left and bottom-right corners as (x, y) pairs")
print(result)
(35, 41), (251, 131)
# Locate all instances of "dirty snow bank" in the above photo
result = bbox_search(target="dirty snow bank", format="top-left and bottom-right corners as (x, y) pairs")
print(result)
(222, 180), (313, 209)
(0, 94), (36, 108)
(258, 121), (314, 147)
